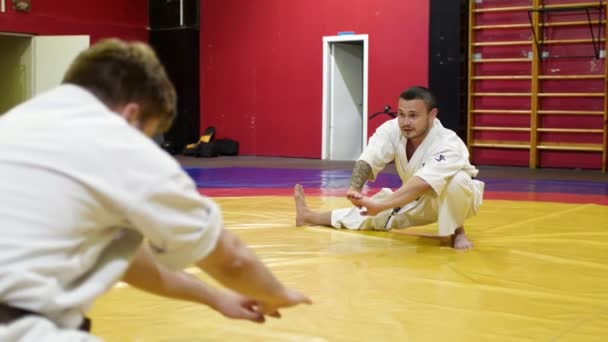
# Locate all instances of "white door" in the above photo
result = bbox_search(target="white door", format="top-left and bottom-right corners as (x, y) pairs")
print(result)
(322, 34), (368, 161)
(32, 35), (89, 95)
(329, 42), (363, 160)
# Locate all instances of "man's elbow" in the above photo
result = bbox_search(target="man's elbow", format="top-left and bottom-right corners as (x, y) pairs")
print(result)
(412, 176), (432, 191)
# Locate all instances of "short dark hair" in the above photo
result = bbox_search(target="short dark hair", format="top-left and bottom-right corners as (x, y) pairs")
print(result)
(399, 86), (437, 112)
(62, 38), (176, 132)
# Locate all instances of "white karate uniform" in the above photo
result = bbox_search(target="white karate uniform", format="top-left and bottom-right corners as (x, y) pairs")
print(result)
(331, 118), (484, 236)
(0, 85), (222, 341)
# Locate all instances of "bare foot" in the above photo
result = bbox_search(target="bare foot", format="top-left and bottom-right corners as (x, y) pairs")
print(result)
(451, 227), (473, 250)
(294, 184), (310, 226)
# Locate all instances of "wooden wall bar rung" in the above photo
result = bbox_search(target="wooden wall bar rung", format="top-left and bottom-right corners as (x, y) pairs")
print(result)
(539, 75), (605, 80)
(472, 20), (608, 32)
(541, 38), (606, 44)
(474, 40), (531, 46)
(473, 58), (531, 63)
(542, 20), (606, 28)
(472, 142), (531, 149)
(537, 128), (604, 133)
(538, 110), (604, 115)
(537, 144), (604, 152)
(474, 6), (531, 13)
(472, 126), (531, 131)
(474, 75), (532, 80)
(473, 92), (532, 96)
(473, 109), (532, 114)
(538, 92), (605, 97)
(543, 2), (605, 10)
(474, 23), (529, 30)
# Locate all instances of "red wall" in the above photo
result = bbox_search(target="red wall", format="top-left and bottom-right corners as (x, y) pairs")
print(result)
(0, 0), (148, 43)
(200, 0), (429, 157)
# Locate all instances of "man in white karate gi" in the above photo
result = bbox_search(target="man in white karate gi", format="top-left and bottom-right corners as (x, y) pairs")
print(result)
(294, 86), (484, 249)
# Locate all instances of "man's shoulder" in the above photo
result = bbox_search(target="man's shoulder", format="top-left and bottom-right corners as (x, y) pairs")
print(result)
(421, 122), (465, 152)
(373, 118), (400, 135)
(378, 117), (399, 128)
(434, 123), (466, 145)
(32, 84), (101, 108)
(2, 85), (107, 128)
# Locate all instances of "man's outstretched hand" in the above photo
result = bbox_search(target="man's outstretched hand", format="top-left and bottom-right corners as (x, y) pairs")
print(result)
(257, 288), (313, 319)
(346, 190), (384, 216)
(346, 188), (364, 206)
(211, 289), (266, 323)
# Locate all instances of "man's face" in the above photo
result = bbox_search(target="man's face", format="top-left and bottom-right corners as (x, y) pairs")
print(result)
(397, 98), (437, 143)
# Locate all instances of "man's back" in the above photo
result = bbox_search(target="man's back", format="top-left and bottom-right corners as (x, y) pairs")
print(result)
(0, 84), (181, 327)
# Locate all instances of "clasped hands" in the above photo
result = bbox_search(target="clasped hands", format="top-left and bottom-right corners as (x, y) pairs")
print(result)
(345, 188), (384, 216)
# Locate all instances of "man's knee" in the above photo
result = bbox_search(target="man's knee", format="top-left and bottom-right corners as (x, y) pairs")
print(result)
(437, 172), (475, 234)
(445, 171), (472, 195)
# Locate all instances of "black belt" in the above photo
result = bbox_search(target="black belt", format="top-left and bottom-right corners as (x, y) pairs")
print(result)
(0, 303), (91, 332)
(383, 207), (402, 229)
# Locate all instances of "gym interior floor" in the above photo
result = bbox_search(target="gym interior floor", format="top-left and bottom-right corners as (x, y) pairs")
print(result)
(90, 156), (608, 341)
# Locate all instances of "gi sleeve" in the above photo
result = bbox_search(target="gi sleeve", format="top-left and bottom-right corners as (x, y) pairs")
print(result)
(358, 120), (398, 181)
(125, 170), (223, 270)
(414, 147), (467, 195)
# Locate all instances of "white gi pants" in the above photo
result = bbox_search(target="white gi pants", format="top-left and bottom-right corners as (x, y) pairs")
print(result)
(0, 316), (101, 342)
(331, 171), (484, 236)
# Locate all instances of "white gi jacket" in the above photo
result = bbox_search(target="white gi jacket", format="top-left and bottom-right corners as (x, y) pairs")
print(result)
(332, 118), (484, 235)
(0, 85), (222, 340)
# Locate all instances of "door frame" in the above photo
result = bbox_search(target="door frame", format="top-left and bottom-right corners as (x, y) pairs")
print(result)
(321, 34), (369, 160)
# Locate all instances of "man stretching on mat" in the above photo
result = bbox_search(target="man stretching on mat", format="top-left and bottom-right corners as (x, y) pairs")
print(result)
(294, 86), (484, 250)
(0, 39), (310, 341)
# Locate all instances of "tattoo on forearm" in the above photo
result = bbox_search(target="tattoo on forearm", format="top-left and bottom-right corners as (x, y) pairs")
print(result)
(349, 160), (372, 191)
